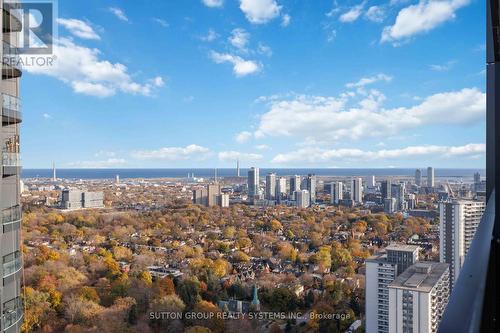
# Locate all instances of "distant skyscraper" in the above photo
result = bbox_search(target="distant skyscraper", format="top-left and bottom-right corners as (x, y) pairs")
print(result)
(368, 175), (375, 188)
(289, 175), (301, 197)
(265, 172), (276, 200)
(384, 197), (397, 214)
(388, 262), (450, 333)
(474, 172), (481, 184)
(193, 188), (208, 206)
(306, 174), (317, 204)
(415, 169), (422, 186)
(236, 159), (240, 177)
(381, 180), (392, 200)
(115, 174), (120, 185)
(247, 167), (259, 199)
(295, 190), (310, 208)
(330, 181), (343, 204)
(275, 177), (287, 203)
(207, 184), (221, 207)
(351, 178), (363, 203)
(216, 193), (230, 207)
(427, 167), (435, 187)
(439, 199), (485, 289)
(392, 182), (406, 211)
(366, 245), (420, 333)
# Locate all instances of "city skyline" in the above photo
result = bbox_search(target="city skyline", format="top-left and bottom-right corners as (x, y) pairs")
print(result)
(22, 0), (485, 168)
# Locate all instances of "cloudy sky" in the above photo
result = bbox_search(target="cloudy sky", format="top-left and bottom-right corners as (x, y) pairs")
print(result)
(22, 0), (485, 168)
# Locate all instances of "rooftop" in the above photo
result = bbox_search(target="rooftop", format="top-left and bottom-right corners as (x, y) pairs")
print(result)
(389, 261), (449, 293)
(386, 244), (420, 253)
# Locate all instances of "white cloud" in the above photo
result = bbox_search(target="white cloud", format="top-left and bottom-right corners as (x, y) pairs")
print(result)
(272, 143), (485, 164)
(202, 0), (224, 8)
(257, 43), (273, 57)
(67, 158), (127, 168)
(429, 60), (457, 72)
(255, 144), (270, 150)
(109, 7), (129, 22)
(239, 0), (281, 24)
(365, 6), (385, 23)
(94, 151), (117, 158)
(281, 14), (291, 27)
(210, 51), (261, 77)
(24, 38), (164, 98)
(201, 29), (219, 42)
(57, 18), (100, 40)
(229, 28), (250, 51)
(131, 144), (211, 161)
(43, 113), (52, 119)
(71, 81), (115, 98)
(346, 73), (392, 88)
(252, 87), (485, 142)
(218, 151), (263, 162)
(339, 2), (365, 23)
(153, 18), (169, 27)
(381, 0), (470, 43)
(236, 131), (253, 143)
(327, 29), (337, 43)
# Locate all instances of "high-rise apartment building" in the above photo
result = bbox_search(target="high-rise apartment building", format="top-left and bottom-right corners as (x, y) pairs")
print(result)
(351, 177), (363, 204)
(384, 197), (397, 214)
(368, 175), (376, 188)
(388, 262), (450, 333)
(392, 183), (406, 211)
(366, 245), (420, 333)
(415, 169), (422, 186)
(0, 2), (23, 330)
(289, 175), (301, 197)
(427, 167), (435, 187)
(265, 172), (276, 200)
(305, 174), (316, 204)
(193, 188), (208, 206)
(381, 180), (392, 200)
(330, 181), (343, 204)
(207, 184), (221, 207)
(247, 167), (259, 199)
(275, 177), (286, 203)
(295, 190), (310, 208)
(439, 199), (486, 289)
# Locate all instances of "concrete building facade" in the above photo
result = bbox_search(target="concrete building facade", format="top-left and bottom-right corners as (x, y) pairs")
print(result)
(366, 245), (420, 333)
(388, 262), (450, 333)
(439, 199), (486, 288)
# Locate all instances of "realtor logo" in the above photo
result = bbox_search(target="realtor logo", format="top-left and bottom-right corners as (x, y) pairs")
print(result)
(4, 1), (55, 55)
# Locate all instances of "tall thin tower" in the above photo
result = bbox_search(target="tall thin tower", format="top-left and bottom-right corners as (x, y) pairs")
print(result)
(236, 159), (240, 177)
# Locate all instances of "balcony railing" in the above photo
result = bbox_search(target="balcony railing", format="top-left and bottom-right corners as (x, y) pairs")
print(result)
(2, 152), (20, 177)
(1, 94), (21, 125)
(2, 255), (21, 278)
(438, 190), (495, 332)
(1, 205), (20, 226)
(2, 41), (21, 79)
(1, 307), (22, 331)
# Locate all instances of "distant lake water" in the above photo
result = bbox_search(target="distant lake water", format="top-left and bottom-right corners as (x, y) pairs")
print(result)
(21, 168), (485, 180)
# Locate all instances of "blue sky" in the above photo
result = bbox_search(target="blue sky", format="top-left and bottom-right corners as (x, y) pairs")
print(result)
(21, 0), (486, 168)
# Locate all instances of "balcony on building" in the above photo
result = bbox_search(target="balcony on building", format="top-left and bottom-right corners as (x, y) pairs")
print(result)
(1, 298), (22, 332)
(1, 94), (20, 126)
(2, 152), (19, 177)
(2, 41), (21, 80)
(2, 2), (21, 33)
(1, 205), (20, 233)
